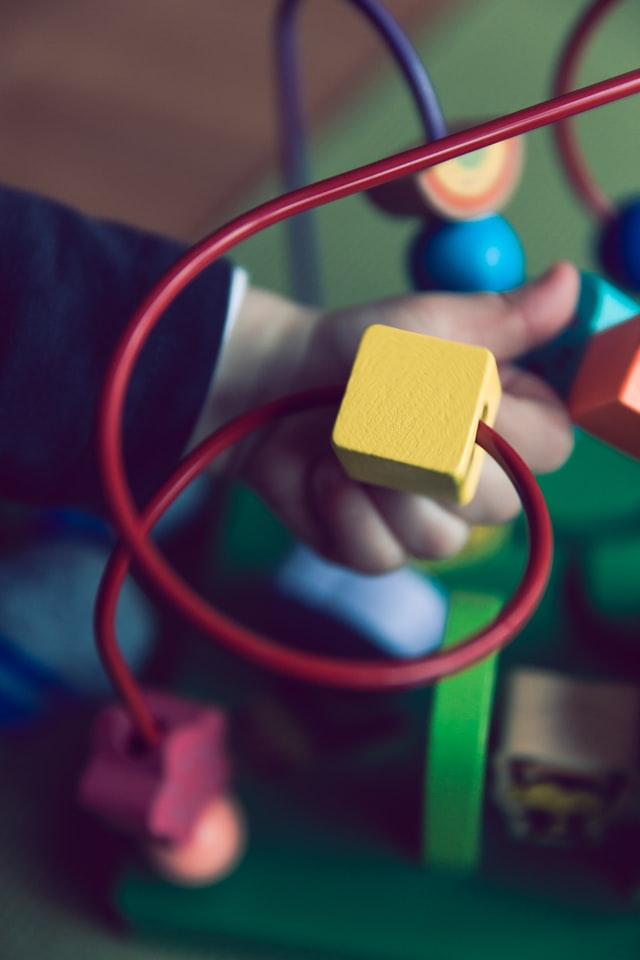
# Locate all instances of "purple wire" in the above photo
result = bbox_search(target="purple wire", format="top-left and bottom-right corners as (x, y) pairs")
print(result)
(275, 0), (447, 304)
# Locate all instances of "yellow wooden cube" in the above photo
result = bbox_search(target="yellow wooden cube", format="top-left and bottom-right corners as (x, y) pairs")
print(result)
(331, 325), (502, 504)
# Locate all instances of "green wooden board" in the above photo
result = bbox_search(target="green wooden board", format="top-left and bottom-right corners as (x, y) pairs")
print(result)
(424, 593), (502, 873)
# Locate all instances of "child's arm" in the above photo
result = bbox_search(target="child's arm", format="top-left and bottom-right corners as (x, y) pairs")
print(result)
(194, 262), (580, 573)
(0, 182), (578, 574)
(0, 183), (235, 508)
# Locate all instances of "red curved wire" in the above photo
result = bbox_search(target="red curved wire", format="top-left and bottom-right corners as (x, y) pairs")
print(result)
(96, 388), (552, 744)
(553, 0), (625, 220)
(97, 68), (640, 743)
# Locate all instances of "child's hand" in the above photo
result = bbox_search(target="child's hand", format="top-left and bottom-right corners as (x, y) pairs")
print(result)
(191, 262), (579, 573)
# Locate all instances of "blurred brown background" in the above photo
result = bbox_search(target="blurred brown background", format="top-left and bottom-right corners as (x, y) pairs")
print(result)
(0, 0), (455, 242)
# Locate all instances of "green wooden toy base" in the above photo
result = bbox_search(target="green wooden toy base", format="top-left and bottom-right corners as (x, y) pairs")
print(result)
(116, 788), (640, 960)
(113, 0), (640, 940)
(113, 430), (640, 959)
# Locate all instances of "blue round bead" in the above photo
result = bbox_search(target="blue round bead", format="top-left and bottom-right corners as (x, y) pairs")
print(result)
(410, 213), (526, 293)
(598, 197), (640, 290)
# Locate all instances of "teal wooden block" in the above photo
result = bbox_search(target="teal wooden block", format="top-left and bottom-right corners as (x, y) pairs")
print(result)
(578, 272), (640, 334)
(521, 272), (639, 399)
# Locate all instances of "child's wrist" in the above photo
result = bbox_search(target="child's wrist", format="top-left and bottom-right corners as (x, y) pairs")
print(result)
(185, 285), (318, 472)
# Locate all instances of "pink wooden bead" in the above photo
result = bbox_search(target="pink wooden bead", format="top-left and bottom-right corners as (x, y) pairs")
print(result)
(78, 689), (230, 844)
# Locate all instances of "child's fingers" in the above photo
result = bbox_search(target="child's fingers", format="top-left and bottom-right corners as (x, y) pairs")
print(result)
(243, 370), (573, 571)
(309, 455), (407, 572)
(244, 418), (472, 573)
(308, 460), (476, 574)
(237, 411), (400, 572)
(240, 420), (328, 555)
(494, 372), (575, 475)
(322, 260), (580, 376)
(480, 260), (580, 362)
(230, 262), (580, 574)
(445, 385), (573, 527)
(365, 484), (470, 561)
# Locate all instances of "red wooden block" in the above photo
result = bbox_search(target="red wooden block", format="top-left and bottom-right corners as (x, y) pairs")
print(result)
(567, 312), (640, 460)
(78, 690), (230, 844)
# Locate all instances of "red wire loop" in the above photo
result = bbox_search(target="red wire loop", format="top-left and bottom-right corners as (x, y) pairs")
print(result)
(96, 68), (640, 745)
(553, 0), (626, 220)
(96, 388), (552, 746)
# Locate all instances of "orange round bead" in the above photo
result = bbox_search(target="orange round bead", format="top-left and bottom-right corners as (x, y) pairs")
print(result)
(146, 794), (246, 886)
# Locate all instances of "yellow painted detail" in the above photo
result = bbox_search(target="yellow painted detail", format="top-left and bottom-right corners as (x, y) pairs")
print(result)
(416, 135), (524, 220)
(506, 782), (604, 818)
(332, 325), (502, 504)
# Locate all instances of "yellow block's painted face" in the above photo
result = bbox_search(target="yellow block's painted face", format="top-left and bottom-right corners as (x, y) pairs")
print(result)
(417, 136), (524, 220)
(332, 324), (502, 505)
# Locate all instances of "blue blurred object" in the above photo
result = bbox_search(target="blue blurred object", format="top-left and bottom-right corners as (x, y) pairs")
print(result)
(37, 506), (112, 544)
(409, 213), (525, 293)
(0, 630), (67, 725)
(0, 538), (157, 725)
(599, 196), (640, 291)
(0, 474), (214, 727)
(37, 475), (213, 546)
(275, 545), (449, 658)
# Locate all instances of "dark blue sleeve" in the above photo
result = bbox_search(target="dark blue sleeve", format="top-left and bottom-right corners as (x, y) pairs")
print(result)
(0, 184), (233, 511)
